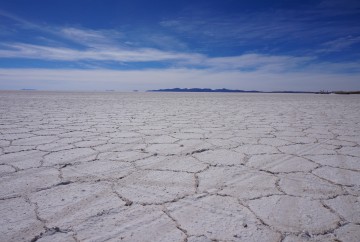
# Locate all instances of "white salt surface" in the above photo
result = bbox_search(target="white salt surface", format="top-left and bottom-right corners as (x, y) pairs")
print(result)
(0, 91), (359, 241)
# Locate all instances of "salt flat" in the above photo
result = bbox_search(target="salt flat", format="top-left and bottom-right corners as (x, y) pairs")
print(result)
(0, 91), (360, 242)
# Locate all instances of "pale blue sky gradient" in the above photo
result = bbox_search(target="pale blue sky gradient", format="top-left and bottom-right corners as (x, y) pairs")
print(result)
(0, 0), (359, 91)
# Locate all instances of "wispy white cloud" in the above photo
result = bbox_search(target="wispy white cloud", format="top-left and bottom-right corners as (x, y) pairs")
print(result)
(0, 9), (46, 31)
(60, 27), (124, 48)
(0, 12), (203, 65)
(159, 6), (360, 49)
(0, 42), (204, 63)
(318, 36), (360, 53)
(0, 14), (357, 77)
(0, 10), (125, 49)
(0, 10), (187, 53)
(145, 34), (188, 51)
(198, 54), (314, 71)
(0, 41), (321, 73)
(3, 40), (359, 75)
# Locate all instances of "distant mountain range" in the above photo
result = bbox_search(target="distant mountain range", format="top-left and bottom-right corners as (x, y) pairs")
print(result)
(147, 88), (317, 93)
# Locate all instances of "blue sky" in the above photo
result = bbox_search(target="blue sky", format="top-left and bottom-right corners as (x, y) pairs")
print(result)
(0, 0), (359, 91)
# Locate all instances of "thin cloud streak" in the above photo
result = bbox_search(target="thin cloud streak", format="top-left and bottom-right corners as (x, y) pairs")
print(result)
(1, 41), (359, 74)
(200, 54), (315, 71)
(60, 27), (124, 48)
(318, 36), (360, 53)
(0, 10), (125, 49)
(0, 42), (205, 63)
(159, 6), (360, 49)
(0, 41), (317, 72)
(0, 9), (47, 31)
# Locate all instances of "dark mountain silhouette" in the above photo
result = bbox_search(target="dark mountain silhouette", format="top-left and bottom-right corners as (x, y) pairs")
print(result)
(148, 88), (315, 93)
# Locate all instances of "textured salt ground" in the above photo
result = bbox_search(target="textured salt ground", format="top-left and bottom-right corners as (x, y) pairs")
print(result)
(0, 91), (360, 242)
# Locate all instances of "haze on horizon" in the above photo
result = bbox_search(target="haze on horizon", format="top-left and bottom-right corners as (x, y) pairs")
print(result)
(0, 0), (359, 92)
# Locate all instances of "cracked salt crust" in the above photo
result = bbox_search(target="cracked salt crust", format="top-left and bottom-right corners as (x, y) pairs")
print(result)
(334, 223), (360, 241)
(29, 182), (125, 229)
(75, 205), (186, 241)
(62, 159), (135, 182)
(0, 167), (60, 198)
(278, 143), (338, 156)
(193, 149), (246, 166)
(12, 135), (59, 146)
(0, 164), (16, 175)
(278, 173), (344, 199)
(0, 91), (359, 241)
(324, 195), (360, 223)
(248, 195), (341, 234)
(0, 197), (43, 242)
(307, 154), (360, 171)
(339, 146), (360, 157)
(136, 155), (208, 173)
(0, 150), (47, 169)
(43, 147), (98, 166)
(313, 166), (360, 186)
(234, 144), (280, 155)
(114, 170), (195, 204)
(247, 154), (317, 173)
(166, 195), (281, 241)
(198, 166), (281, 200)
